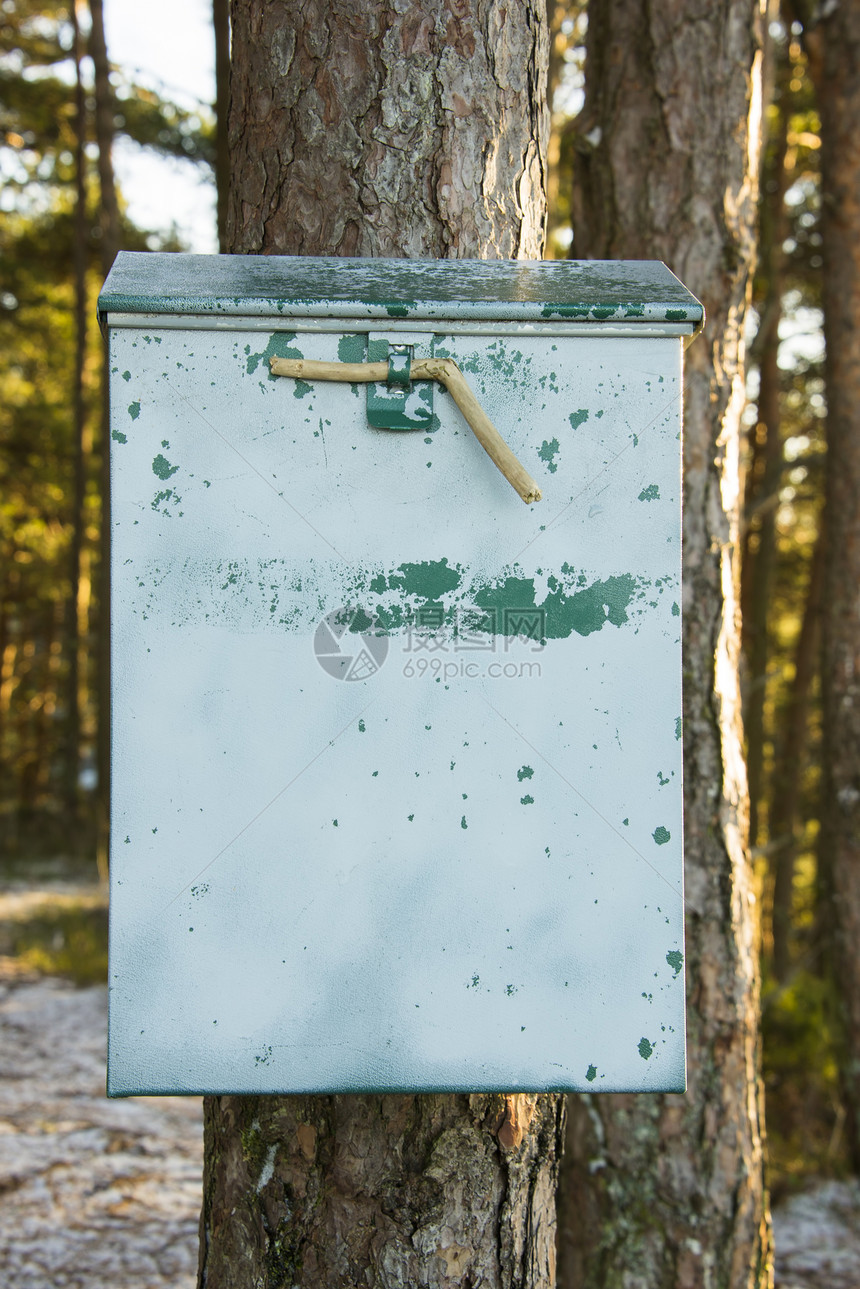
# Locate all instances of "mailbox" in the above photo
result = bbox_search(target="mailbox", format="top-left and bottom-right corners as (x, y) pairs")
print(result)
(99, 253), (702, 1096)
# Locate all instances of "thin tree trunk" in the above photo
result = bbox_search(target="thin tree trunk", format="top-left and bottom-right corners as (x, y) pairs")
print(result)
(745, 323), (782, 854)
(200, 4), (560, 1287)
(89, 0), (119, 271)
(557, 2), (771, 1285)
(66, 0), (88, 827)
(805, 2), (860, 1170)
(213, 0), (230, 252)
(743, 83), (789, 855)
(770, 524), (824, 982)
(89, 0), (119, 877)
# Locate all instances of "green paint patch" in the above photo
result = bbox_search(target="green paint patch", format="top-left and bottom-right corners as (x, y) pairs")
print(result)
(152, 454), (179, 480)
(517, 766), (534, 782)
(671, 601), (680, 617)
(473, 571), (639, 640)
(122, 370), (131, 382)
(385, 558), (462, 600)
(111, 429), (127, 444)
(151, 488), (176, 512)
(338, 334), (365, 362)
(293, 380), (312, 399)
(675, 717), (683, 741)
(538, 439), (560, 474)
(520, 794), (534, 806)
(666, 950), (683, 976)
(585, 1064), (597, 1083)
(652, 826), (671, 845)
(638, 1037), (653, 1060)
(461, 816), (468, 829)
(568, 409), (589, 431)
(638, 484), (660, 501)
(246, 332), (303, 377)
(358, 719), (366, 733)
(128, 401), (140, 420)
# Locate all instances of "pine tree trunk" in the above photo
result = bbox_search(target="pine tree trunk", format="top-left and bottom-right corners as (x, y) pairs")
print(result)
(89, 0), (119, 877)
(213, 0), (230, 253)
(225, 0), (547, 260)
(199, 5), (560, 1286)
(556, 3), (771, 1285)
(770, 527), (824, 982)
(807, 2), (860, 1170)
(66, 0), (88, 827)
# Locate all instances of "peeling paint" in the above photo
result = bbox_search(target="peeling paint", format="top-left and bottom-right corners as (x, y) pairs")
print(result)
(152, 455), (179, 480)
(245, 332), (303, 377)
(538, 438), (560, 473)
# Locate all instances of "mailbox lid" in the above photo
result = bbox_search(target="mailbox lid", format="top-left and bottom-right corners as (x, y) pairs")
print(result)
(98, 252), (703, 331)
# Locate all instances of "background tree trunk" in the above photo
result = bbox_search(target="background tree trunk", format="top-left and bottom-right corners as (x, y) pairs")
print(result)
(89, 0), (119, 878)
(199, 4), (562, 1286)
(556, 2), (772, 1286)
(805, 2), (860, 1170)
(213, 0), (230, 253)
(65, 0), (88, 827)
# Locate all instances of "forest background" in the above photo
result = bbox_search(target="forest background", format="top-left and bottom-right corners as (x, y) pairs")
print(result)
(0, 0), (849, 1207)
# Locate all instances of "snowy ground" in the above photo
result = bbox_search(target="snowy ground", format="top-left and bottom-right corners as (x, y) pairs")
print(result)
(1, 885), (858, 1288)
(0, 882), (202, 1289)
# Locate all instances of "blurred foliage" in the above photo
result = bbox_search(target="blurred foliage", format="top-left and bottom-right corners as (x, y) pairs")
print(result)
(0, 893), (108, 984)
(0, 0), (212, 856)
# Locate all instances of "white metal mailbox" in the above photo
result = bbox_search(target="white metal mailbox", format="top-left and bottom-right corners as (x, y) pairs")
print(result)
(100, 253), (702, 1096)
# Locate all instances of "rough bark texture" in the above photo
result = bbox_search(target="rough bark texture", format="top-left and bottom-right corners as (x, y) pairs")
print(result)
(200, 1094), (565, 1289)
(807, 1), (860, 1170)
(200, 4), (559, 1287)
(213, 0), (230, 253)
(556, 3), (772, 1287)
(225, 0), (548, 260)
(89, 0), (119, 878)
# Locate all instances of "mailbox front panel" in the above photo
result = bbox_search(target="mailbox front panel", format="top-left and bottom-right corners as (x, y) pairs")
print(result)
(105, 260), (693, 1096)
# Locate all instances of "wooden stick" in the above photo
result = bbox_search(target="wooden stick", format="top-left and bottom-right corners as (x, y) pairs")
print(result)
(269, 355), (542, 504)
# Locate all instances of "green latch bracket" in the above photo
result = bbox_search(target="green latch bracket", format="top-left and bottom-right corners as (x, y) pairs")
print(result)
(366, 333), (434, 431)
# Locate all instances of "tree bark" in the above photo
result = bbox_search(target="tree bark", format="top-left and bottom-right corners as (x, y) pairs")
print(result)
(213, 0), (230, 252)
(66, 0), (88, 826)
(557, 3), (771, 1286)
(225, 0), (547, 260)
(200, 4), (560, 1286)
(89, 0), (119, 878)
(742, 75), (789, 858)
(806, 1), (860, 1170)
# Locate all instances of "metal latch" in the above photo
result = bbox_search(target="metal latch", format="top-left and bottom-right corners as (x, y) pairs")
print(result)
(365, 333), (435, 431)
